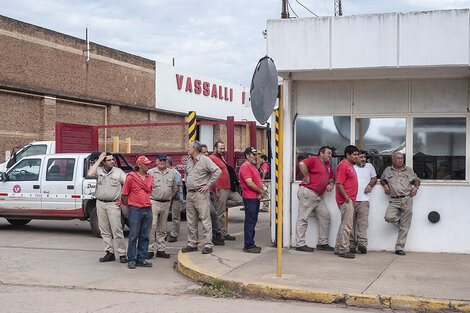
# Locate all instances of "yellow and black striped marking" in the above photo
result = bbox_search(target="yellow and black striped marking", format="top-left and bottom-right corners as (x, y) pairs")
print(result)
(188, 111), (196, 143)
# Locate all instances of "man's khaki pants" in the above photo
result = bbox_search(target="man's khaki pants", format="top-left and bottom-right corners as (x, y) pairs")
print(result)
(215, 188), (243, 236)
(295, 186), (331, 247)
(148, 200), (171, 253)
(350, 201), (370, 249)
(384, 196), (413, 251)
(186, 191), (213, 248)
(335, 201), (354, 254)
(97, 200), (126, 256)
(170, 199), (183, 238)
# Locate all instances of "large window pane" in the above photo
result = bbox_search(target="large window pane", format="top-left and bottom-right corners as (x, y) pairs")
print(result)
(7, 159), (41, 181)
(355, 118), (406, 177)
(295, 116), (350, 179)
(413, 118), (466, 180)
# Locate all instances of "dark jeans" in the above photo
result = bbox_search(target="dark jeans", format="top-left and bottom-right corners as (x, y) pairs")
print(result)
(127, 205), (152, 264)
(243, 198), (260, 249)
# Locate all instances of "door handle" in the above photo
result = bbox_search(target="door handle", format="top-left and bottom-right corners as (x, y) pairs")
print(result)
(67, 185), (74, 190)
(33, 185), (40, 189)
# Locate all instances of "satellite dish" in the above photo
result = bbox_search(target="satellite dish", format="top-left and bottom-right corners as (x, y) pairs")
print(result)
(250, 56), (278, 124)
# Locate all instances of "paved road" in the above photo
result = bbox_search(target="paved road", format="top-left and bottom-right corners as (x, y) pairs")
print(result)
(0, 210), (387, 313)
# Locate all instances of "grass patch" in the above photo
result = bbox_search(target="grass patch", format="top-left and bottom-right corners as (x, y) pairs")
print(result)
(198, 279), (237, 298)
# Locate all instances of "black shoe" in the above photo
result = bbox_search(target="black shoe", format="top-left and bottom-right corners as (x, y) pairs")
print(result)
(168, 236), (177, 243)
(295, 245), (314, 252)
(99, 251), (115, 262)
(202, 247), (213, 254)
(146, 252), (154, 259)
(395, 250), (406, 256)
(181, 246), (198, 253)
(316, 244), (334, 251)
(119, 256), (128, 263)
(243, 246), (261, 253)
(334, 251), (339, 255)
(224, 234), (236, 241)
(136, 261), (153, 267)
(128, 262), (136, 269)
(358, 244), (367, 254)
(156, 251), (171, 258)
(350, 247), (356, 254)
(338, 252), (356, 259)
(213, 239), (225, 246)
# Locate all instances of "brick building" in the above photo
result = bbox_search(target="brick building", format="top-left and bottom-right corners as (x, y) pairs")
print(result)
(0, 15), (267, 161)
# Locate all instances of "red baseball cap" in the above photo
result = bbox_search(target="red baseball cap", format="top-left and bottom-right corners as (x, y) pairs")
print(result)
(136, 155), (152, 165)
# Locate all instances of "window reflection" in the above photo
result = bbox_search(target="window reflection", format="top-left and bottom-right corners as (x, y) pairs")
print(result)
(413, 118), (466, 180)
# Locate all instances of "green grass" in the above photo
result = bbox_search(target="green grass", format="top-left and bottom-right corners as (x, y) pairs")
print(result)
(198, 279), (236, 298)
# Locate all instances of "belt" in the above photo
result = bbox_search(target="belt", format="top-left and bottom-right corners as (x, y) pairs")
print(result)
(187, 189), (198, 193)
(153, 199), (170, 202)
(97, 199), (118, 203)
(391, 195), (408, 199)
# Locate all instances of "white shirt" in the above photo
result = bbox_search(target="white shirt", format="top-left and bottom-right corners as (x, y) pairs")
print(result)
(354, 163), (377, 202)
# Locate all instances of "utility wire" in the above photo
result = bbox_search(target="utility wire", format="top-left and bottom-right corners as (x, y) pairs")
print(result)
(296, 0), (318, 17)
(287, 0), (299, 17)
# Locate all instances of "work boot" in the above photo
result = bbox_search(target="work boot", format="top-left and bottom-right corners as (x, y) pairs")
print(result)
(243, 246), (262, 253)
(99, 251), (115, 262)
(128, 262), (136, 269)
(119, 255), (128, 263)
(202, 247), (213, 254)
(358, 244), (367, 254)
(316, 244), (334, 251)
(136, 261), (153, 267)
(168, 236), (177, 243)
(181, 246), (198, 253)
(156, 251), (171, 258)
(295, 245), (314, 252)
(146, 252), (154, 259)
(224, 234), (236, 241)
(350, 247), (356, 254)
(395, 250), (406, 256)
(338, 252), (356, 259)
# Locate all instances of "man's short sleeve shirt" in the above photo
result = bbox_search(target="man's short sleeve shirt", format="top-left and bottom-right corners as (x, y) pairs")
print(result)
(299, 156), (334, 195)
(381, 166), (419, 197)
(354, 163), (377, 202)
(239, 162), (262, 199)
(335, 160), (358, 206)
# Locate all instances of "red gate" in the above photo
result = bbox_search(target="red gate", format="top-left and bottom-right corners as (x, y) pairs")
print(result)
(56, 122), (98, 153)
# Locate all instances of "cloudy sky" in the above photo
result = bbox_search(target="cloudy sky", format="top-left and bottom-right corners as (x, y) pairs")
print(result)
(2, 0), (470, 86)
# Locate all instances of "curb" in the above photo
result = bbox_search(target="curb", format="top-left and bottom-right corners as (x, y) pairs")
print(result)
(177, 251), (470, 312)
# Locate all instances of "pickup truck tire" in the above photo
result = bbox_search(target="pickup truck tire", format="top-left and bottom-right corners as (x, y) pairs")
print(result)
(89, 206), (101, 238)
(6, 218), (31, 226)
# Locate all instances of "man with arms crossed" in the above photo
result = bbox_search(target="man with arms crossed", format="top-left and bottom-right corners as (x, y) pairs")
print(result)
(334, 145), (359, 259)
(295, 146), (335, 252)
(351, 150), (377, 254)
(381, 152), (420, 256)
(88, 152), (127, 263)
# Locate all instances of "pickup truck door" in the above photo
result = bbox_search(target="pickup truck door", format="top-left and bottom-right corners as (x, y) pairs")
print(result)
(0, 158), (42, 215)
(40, 157), (81, 217)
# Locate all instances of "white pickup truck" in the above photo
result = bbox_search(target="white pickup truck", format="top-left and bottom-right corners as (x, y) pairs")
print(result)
(0, 152), (133, 236)
(0, 141), (56, 173)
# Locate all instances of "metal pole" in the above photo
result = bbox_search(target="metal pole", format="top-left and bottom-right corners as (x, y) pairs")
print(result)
(275, 85), (283, 277)
(281, 0), (289, 18)
(188, 111), (197, 143)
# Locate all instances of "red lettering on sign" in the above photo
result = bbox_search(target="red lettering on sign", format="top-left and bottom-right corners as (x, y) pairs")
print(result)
(242, 92), (245, 104)
(176, 74), (184, 90)
(194, 80), (202, 94)
(203, 82), (210, 96)
(224, 87), (229, 101)
(211, 84), (218, 98)
(185, 77), (193, 92)
(230, 89), (233, 102)
(219, 85), (223, 99)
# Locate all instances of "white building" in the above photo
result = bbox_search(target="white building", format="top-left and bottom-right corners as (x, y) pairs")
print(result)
(267, 9), (470, 253)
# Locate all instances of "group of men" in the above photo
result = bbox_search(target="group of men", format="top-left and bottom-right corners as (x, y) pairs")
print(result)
(88, 140), (267, 269)
(295, 145), (420, 259)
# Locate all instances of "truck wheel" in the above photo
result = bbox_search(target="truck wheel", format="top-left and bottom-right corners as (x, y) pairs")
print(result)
(89, 206), (101, 238)
(6, 218), (31, 226)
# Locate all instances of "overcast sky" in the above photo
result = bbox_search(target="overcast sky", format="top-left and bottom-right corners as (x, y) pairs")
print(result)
(2, 0), (470, 86)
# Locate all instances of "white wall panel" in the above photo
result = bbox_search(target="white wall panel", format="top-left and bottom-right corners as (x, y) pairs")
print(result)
(354, 80), (409, 113)
(412, 79), (468, 113)
(296, 81), (350, 114)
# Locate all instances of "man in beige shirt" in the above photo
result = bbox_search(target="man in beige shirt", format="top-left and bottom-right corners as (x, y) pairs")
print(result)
(88, 152), (127, 263)
(381, 152), (420, 256)
(146, 154), (177, 259)
(182, 141), (222, 254)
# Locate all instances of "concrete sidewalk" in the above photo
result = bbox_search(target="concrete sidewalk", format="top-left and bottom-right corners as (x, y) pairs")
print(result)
(177, 226), (470, 312)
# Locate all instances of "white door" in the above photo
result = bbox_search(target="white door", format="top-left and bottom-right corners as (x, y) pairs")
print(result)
(0, 158), (42, 216)
(40, 157), (79, 216)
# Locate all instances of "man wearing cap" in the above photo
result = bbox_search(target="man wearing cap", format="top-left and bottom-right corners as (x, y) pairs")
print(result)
(166, 156), (184, 243)
(239, 147), (266, 253)
(147, 154), (177, 259)
(182, 140), (221, 255)
(209, 140), (243, 241)
(295, 146), (335, 252)
(381, 152), (420, 256)
(88, 152), (127, 263)
(121, 155), (154, 269)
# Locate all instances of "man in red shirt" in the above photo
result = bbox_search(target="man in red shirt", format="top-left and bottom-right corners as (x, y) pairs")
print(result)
(209, 140), (243, 241)
(121, 156), (154, 269)
(239, 147), (266, 253)
(295, 146), (335, 252)
(334, 145), (359, 259)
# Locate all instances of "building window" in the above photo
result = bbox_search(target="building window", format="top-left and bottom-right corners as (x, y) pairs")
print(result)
(295, 116), (350, 180)
(413, 118), (466, 180)
(355, 117), (406, 177)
